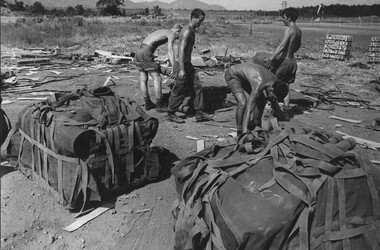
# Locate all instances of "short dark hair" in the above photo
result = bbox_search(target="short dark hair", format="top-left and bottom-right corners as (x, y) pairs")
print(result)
(191, 8), (205, 19)
(282, 7), (298, 22)
(273, 80), (289, 102)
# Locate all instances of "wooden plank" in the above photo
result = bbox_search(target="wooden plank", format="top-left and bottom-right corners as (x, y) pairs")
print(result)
(329, 116), (362, 124)
(62, 203), (114, 232)
(185, 136), (199, 141)
(197, 140), (205, 152)
(335, 131), (380, 150)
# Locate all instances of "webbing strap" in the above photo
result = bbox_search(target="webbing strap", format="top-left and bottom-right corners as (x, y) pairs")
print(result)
(88, 128), (116, 188)
(53, 116), (98, 126)
(335, 168), (367, 179)
(134, 122), (144, 146)
(79, 161), (88, 213)
(300, 158), (340, 174)
(182, 161), (208, 200)
(274, 169), (309, 204)
(119, 125), (128, 155)
(40, 123), (49, 181)
(227, 157), (263, 177)
(19, 130), (79, 163)
(207, 154), (262, 169)
(19, 129), (81, 203)
(36, 121), (42, 177)
(0, 109), (15, 153)
(337, 179), (351, 250)
(204, 186), (228, 250)
(57, 159), (63, 197)
(356, 156), (380, 220)
(367, 175), (380, 220)
(291, 136), (342, 160)
(123, 98), (142, 121)
(292, 143), (332, 162)
(127, 122), (135, 174)
(326, 221), (380, 241)
(324, 178), (335, 250)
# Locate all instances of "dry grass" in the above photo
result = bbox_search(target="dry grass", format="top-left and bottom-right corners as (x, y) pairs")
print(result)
(1, 14), (379, 62)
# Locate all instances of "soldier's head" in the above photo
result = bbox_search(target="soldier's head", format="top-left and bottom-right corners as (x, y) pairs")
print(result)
(281, 7), (298, 23)
(265, 80), (289, 102)
(191, 8), (205, 28)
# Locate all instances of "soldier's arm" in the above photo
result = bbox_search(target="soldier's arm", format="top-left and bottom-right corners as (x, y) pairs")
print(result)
(167, 32), (176, 67)
(265, 28), (292, 67)
(242, 78), (262, 133)
(178, 29), (189, 79)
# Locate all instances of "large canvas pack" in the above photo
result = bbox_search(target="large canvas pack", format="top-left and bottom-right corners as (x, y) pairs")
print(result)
(172, 127), (380, 250)
(13, 87), (160, 211)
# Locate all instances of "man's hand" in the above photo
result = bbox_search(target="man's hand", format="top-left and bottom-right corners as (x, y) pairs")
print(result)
(264, 58), (273, 69)
(169, 68), (174, 77)
(178, 69), (186, 80)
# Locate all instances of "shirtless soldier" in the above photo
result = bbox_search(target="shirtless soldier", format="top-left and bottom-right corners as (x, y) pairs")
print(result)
(166, 8), (214, 123)
(135, 24), (182, 112)
(225, 63), (289, 135)
(254, 7), (301, 109)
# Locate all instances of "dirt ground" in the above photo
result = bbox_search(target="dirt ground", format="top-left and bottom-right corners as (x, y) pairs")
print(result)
(1, 42), (380, 250)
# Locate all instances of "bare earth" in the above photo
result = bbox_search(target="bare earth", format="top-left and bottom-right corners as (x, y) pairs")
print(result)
(1, 32), (380, 249)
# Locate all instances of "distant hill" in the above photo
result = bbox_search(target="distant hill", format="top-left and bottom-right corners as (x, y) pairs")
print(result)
(17, 0), (227, 10)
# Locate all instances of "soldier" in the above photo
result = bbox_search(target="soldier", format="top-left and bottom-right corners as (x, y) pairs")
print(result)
(135, 24), (182, 112)
(166, 8), (214, 123)
(253, 7), (302, 109)
(225, 63), (288, 135)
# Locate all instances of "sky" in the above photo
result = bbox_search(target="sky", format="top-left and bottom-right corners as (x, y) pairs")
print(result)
(132, 0), (379, 11)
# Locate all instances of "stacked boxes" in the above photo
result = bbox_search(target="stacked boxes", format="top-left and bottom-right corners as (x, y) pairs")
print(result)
(322, 34), (352, 60)
(368, 37), (380, 63)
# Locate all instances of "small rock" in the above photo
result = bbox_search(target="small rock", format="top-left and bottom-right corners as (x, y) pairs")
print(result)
(111, 209), (116, 215)
(81, 245), (85, 249)
(1, 237), (6, 242)
(79, 238), (85, 244)
(49, 234), (56, 244)
(156, 197), (163, 200)
(43, 231), (48, 234)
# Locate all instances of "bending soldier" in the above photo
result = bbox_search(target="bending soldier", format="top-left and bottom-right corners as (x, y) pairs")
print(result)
(135, 24), (182, 112)
(225, 63), (289, 135)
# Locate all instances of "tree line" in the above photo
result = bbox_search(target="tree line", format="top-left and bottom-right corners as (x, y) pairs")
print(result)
(1, 0), (379, 18)
(0, 0), (162, 16)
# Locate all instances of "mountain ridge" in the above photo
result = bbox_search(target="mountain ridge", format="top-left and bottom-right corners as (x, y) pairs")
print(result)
(16, 0), (227, 11)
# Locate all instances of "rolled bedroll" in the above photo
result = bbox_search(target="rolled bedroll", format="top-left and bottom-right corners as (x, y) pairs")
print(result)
(18, 105), (98, 159)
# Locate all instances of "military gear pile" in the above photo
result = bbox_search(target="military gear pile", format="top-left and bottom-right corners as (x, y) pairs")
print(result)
(172, 127), (380, 250)
(12, 87), (160, 211)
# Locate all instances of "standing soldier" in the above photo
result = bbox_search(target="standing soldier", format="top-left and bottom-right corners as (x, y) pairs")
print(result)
(254, 7), (302, 110)
(166, 8), (214, 123)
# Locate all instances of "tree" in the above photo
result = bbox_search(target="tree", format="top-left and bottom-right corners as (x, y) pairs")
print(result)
(153, 5), (162, 16)
(74, 5), (85, 16)
(1, 0), (9, 8)
(96, 0), (124, 16)
(10, 0), (25, 11)
(144, 7), (149, 16)
(66, 6), (75, 16)
(31, 1), (45, 14)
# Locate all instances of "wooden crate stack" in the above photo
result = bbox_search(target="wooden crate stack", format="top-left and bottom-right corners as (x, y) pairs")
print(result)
(368, 37), (380, 64)
(322, 34), (352, 60)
